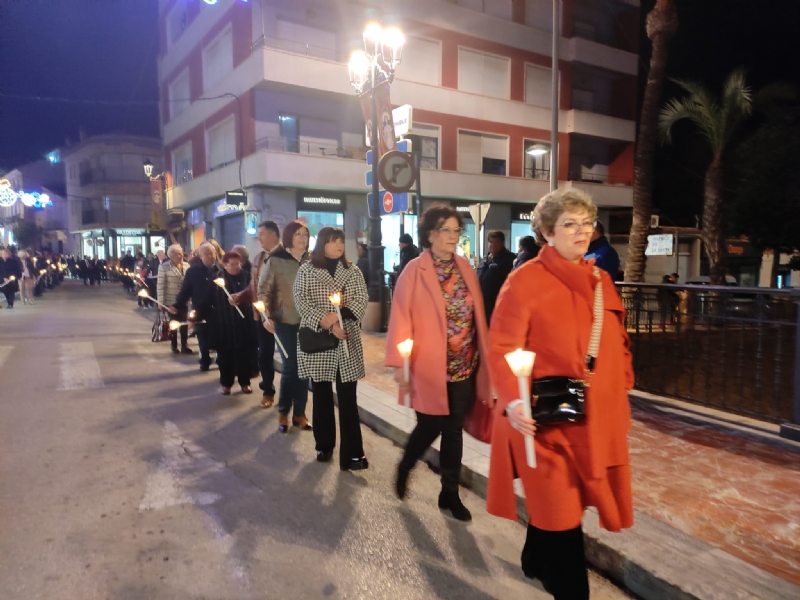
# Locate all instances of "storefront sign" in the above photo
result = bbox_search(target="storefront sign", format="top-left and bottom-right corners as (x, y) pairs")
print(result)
(214, 200), (247, 218)
(393, 104), (413, 138)
(645, 234), (674, 256)
(511, 205), (536, 221)
(116, 229), (146, 236)
(297, 192), (346, 212)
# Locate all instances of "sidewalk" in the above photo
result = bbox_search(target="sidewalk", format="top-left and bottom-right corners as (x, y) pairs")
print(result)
(356, 331), (800, 599)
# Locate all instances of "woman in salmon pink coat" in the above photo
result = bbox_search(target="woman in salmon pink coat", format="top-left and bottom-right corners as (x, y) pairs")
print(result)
(385, 204), (492, 522)
(486, 189), (634, 600)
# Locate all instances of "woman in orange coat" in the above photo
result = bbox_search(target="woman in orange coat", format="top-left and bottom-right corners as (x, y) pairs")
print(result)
(486, 188), (634, 600)
(386, 204), (492, 521)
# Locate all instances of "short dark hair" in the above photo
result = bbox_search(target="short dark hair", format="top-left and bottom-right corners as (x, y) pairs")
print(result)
(488, 230), (505, 243)
(594, 221), (605, 236)
(282, 220), (309, 249)
(221, 251), (242, 264)
(518, 235), (537, 252)
(259, 220), (280, 237)
(310, 227), (351, 268)
(418, 204), (463, 249)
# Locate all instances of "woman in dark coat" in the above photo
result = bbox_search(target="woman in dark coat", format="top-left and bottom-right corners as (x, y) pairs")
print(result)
(209, 251), (256, 395)
(1, 248), (21, 308)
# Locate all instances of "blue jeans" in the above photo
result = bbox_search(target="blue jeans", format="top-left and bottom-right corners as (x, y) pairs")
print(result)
(274, 321), (309, 417)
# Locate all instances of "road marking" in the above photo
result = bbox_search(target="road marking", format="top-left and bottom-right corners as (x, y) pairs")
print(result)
(58, 341), (105, 390)
(0, 346), (12, 369)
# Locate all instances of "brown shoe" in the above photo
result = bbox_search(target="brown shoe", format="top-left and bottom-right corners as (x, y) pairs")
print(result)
(260, 395), (274, 408)
(292, 416), (313, 431)
(221, 387), (232, 396)
(278, 414), (289, 433)
(241, 385), (253, 394)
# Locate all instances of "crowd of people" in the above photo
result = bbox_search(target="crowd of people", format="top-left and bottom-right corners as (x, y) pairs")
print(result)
(0, 247), (66, 308)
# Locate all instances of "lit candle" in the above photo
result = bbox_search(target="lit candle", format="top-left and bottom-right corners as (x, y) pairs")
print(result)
(137, 289), (170, 311)
(396, 338), (414, 411)
(252, 301), (288, 358)
(213, 277), (244, 318)
(504, 349), (537, 469)
(328, 292), (349, 358)
(0, 275), (16, 288)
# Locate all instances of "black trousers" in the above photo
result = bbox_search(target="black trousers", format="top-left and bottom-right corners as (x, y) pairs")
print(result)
(3, 286), (16, 307)
(257, 323), (276, 396)
(195, 323), (211, 367)
(400, 376), (474, 493)
(521, 524), (589, 600)
(217, 346), (251, 388)
(170, 324), (188, 350)
(312, 373), (364, 467)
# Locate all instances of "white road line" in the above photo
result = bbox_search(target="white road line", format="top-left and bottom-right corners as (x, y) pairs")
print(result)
(58, 341), (105, 390)
(0, 346), (12, 369)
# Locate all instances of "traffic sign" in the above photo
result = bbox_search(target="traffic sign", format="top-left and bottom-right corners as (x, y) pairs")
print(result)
(366, 139), (412, 166)
(368, 191), (410, 217)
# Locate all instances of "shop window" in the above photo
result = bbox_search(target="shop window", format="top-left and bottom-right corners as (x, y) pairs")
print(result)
(298, 211), (344, 251)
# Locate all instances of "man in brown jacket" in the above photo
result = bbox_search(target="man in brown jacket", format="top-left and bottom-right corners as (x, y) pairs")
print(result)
(234, 220), (282, 408)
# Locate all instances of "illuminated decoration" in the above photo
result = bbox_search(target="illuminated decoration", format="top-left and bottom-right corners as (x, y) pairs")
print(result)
(20, 192), (37, 207)
(46, 150), (60, 164)
(0, 181), (53, 209)
(0, 179), (16, 207)
(202, 0), (218, 4)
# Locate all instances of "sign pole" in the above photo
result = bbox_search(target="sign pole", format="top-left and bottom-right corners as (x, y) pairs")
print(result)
(368, 67), (386, 331)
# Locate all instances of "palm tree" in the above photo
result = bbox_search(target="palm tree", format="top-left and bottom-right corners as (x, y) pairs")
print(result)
(658, 68), (755, 285)
(625, 0), (678, 282)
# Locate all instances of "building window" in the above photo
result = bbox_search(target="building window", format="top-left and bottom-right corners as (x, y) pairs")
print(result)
(273, 20), (337, 61)
(523, 140), (550, 180)
(525, 64), (555, 108)
(457, 0), (512, 20)
(206, 116), (236, 171)
(457, 130), (508, 175)
(526, 0), (556, 32)
(168, 68), (191, 120)
(458, 48), (510, 99)
(172, 142), (193, 185)
(167, 4), (189, 46)
(202, 25), (233, 92)
(406, 123), (441, 170)
(400, 37), (441, 86)
(279, 115), (299, 153)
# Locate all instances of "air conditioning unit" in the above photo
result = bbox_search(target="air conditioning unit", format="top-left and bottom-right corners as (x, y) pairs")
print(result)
(650, 215), (660, 228)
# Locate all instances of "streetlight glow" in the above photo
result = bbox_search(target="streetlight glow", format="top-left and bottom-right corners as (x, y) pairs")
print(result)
(526, 144), (549, 156)
(143, 159), (154, 179)
(381, 27), (405, 68)
(348, 50), (370, 93)
(363, 23), (384, 56)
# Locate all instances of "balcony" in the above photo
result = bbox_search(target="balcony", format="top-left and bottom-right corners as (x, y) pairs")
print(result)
(79, 169), (149, 186)
(254, 136), (366, 160)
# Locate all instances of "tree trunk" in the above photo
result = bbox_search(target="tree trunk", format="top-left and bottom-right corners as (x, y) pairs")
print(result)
(625, 0), (678, 282)
(703, 157), (727, 285)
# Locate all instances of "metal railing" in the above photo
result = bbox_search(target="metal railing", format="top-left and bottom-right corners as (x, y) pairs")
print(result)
(618, 283), (799, 424)
(568, 170), (633, 186)
(524, 167), (550, 180)
(254, 35), (338, 62)
(255, 136), (365, 160)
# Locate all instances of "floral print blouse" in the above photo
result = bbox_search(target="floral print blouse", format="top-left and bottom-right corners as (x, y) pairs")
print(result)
(433, 254), (478, 382)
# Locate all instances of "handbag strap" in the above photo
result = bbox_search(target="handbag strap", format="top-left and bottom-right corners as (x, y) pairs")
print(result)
(585, 266), (603, 373)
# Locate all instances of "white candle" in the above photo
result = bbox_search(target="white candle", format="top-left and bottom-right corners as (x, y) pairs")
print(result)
(328, 293), (349, 358)
(252, 301), (288, 358)
(213, 277), (244, 318)
(396, 338), (414, 411)
(137, 289), (170, 311)
(504, 349), (537, 469)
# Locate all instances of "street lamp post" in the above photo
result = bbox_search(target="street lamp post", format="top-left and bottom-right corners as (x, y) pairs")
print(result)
(348, 24), (404, 319)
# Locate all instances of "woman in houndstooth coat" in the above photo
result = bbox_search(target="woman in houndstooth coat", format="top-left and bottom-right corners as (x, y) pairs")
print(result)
(293, 227), (369, 470)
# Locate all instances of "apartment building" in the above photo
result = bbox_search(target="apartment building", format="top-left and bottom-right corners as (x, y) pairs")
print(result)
(62, 134), (164, 258)
(158, 0), (639, 267)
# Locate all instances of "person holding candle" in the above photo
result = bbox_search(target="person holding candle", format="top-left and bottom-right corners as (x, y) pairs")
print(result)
(19, 250), (36, 305)
(260, 221), (312, 433)
(1, 248), (21, 308)
(385, 204), (493, 522)
(486, 188), (634, 600)
(293, 227), (369, 469)
(158, 244), (192, 355)
(209, 251), (254, 395)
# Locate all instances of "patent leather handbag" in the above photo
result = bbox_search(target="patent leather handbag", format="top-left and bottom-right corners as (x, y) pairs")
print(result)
(298, 327), (339, 354)
(531, 267), (603, 425)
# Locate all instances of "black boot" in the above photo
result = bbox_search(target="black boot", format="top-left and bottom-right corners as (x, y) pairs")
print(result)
(438, 490), (471, 522)
(396, 465), (411, 499)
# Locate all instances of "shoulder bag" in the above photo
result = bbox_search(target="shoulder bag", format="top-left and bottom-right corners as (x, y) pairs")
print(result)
(298, 327), (339, 354)
(531, 267), (603, 425)
(151, 310), (172, 343)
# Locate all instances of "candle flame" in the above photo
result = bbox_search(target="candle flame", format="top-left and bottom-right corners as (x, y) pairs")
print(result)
(329, 293), (341, 306)
(137, 289), (148, 298)
(253, 300), (266, 313)
(9, 276), (15, 281)
(505, 349), (536, 377)
(169, 320), (181, 331)
(188, 310), (197, 320)
(397, 338), (414, 357)
(213, 277), (225, 287)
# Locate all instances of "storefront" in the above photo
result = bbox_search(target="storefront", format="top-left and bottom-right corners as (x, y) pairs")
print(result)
(510, 205), (536, 252)
(187, 209), (205, 251)
(381, 203), (418, 272)
(451, 204), (478, 263)
(296, 192), (346, 250)
(214, 198), (248, 251)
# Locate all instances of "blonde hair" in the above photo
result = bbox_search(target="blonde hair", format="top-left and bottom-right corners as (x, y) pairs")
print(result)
(167, 244), (183, 260)
(532, 188), (597, 245)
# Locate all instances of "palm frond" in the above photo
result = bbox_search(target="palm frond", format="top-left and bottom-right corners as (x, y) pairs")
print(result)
(658, 96), (718, 150)
(722, 67), (753, 119)
(670, 77), (721, 126)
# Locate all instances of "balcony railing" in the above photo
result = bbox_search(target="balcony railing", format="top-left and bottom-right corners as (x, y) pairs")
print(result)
(618, 283), (799, 424)
(568, 170), (632, 186)
(79, 169), (149, 186)
(253, 35), (338, 62)
(524, 167), (550, 180)
(255, 136), (366, 160)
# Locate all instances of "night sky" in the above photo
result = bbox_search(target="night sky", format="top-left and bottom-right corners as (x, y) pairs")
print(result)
(1, 0), (798, 222)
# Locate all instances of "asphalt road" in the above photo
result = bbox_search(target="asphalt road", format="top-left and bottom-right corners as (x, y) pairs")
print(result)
(0, 280), (632, 600)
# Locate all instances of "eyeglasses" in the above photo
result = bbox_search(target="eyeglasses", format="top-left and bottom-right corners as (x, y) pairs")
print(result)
(555, 220), (596, 234)
(437, 227), (464, 237)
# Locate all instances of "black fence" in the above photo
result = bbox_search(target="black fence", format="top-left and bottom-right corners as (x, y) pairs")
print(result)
(617, 283), (799, 424)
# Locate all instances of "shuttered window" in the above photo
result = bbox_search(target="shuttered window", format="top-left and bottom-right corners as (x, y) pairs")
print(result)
(400, 37), (441, 86)
(525, 64), (554, 108)
(458, 48), (510, 99)
(526, 0), (554, 31)
(207, 117), (236, 171)
(458, 131), (508, 175)
(202, 25), (233, 92)
(172, 142), (193, 185)
(168, 68), (191, 120)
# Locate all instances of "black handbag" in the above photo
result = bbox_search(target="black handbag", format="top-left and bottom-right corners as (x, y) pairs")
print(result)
(298, 327), (339, 354)
(531, 267), (603, 425)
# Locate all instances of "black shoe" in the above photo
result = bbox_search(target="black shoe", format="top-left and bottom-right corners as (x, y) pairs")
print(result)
(438, 491), (472, 522)
(180, 346), (194, 354)
(341, 457), (369, 472)
(199, 364), (210, 372)
(171, 347), (180, 354)
(396, 466), (411, 499)
(316, 450), (333, 463)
